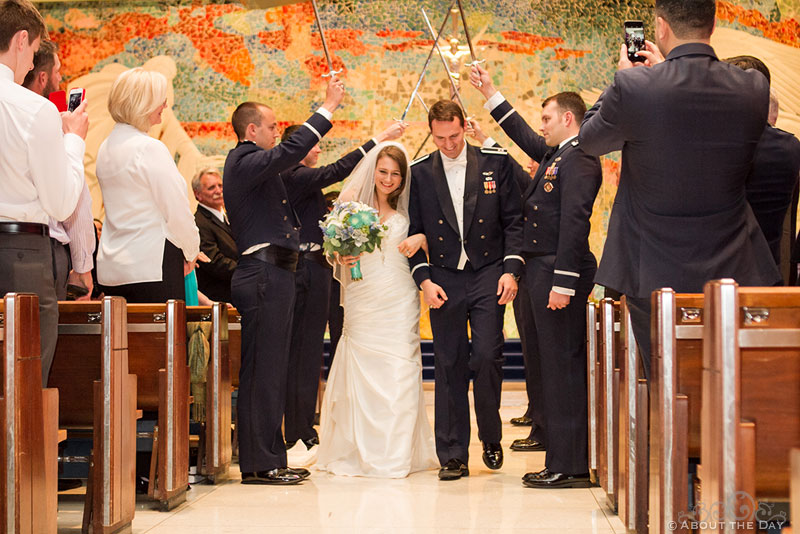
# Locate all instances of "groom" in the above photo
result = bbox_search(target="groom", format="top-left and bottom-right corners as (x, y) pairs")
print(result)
(408, 100), (524, 480)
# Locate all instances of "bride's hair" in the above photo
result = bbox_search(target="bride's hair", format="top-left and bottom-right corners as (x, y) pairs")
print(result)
(374, 145), (408, 210)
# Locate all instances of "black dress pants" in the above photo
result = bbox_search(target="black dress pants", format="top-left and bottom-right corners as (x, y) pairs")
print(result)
(525, 253), (595, 475)
(429, 261), (505, 465)
(231, 254), (296, 472)
(285, 254), (331, 443)
(0, 232), (58, 386)
(101, 240), (185, 303)
(513, 275), (547, 444)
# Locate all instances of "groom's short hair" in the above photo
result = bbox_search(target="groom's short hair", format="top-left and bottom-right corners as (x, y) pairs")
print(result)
(428, 100), (465, 129)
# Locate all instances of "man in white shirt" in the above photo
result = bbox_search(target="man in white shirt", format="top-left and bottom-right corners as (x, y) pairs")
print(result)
(22, 38), (95, 300)
(0, 0), (89, 385)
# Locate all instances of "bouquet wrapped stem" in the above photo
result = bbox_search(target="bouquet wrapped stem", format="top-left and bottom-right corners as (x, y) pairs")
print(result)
(320, 201), (387, 282)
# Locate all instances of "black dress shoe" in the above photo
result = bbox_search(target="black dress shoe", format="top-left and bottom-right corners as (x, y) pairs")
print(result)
(438, 458), (469, 480)
(286, 467), (310, 479)
(510, 438), (546, 452)
(523, 471), (591, 489)
(522, 468), (549, 482)
(241, 468), (304, 485)
(482, 443), (503, 470)
(510, 416), (533, 426)
(302, 436), (319, 449)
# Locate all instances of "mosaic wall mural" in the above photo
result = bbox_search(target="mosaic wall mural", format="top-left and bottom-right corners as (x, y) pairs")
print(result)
(36, 0), (800, 337)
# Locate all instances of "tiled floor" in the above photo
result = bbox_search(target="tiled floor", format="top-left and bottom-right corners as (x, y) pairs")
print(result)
(57, 385), (625, 533)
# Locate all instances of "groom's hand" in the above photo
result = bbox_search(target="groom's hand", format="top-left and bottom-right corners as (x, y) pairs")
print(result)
(421, 280), (448, 309)
(497, 273), (518, 305)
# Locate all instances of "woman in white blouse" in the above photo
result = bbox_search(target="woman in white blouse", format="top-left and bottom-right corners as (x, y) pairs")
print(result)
(96, 68), (199, 303)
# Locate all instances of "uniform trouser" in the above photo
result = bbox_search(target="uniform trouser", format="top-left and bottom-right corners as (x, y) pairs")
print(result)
(526, 253), (595, 475)
(0, 232), (58, 387)
(429, 261), (505, 465)
(512, 275), (546, 442)
(285, 255), (331, 443)
(231, 255), (296, 472)
(51, 239), (70, 300)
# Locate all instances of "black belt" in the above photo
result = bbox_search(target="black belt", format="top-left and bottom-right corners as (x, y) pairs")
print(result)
(247, 245), (299, 272)
(299, 249), (331, 269)
(0, 221), (49, 237)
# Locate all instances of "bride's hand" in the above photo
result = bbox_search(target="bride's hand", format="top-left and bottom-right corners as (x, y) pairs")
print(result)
(338, 253), (362, 267)
(398, 234), (427, 257)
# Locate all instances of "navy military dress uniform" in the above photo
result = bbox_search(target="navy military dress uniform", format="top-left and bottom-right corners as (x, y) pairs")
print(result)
(223, 110), (332, 474)
(746, 125), (800, 269)
(580, 43), (780, 378)
(282, 138), (378, 447)
(488, 96), (601, 476)
(408, 143), (524, 466)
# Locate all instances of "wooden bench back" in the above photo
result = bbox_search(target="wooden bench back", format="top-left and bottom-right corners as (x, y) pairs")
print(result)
(587, 302), (599, 482)
(0, 293), (57, 533)
(228, 308), (241, 388)
(186, 304), (231, 480)
(597, 298), (621, 506)
(702, 280), (800, 530)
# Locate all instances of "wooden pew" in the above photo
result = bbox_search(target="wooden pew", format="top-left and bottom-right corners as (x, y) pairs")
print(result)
(587, 301), (600, 485)
(650, 289), (704, 534)
(126, 301), (190, 510)
(701, 280), (800, 533)
(0, 293), (59, 533)
(185, 304), (231, 483)
(597, 298), (622, 510)
(228, 308), (241, 389)
(617, 296), (648, 533)
(49, 298), (137, 533)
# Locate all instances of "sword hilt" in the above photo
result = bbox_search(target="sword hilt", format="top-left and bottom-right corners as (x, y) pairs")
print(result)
(322, 69), (343, 78)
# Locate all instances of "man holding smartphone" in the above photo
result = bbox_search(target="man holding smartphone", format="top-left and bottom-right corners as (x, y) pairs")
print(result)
(23, 39), (95, 301)
(0, 0), (89, 385)
(579, 0), (780, 378)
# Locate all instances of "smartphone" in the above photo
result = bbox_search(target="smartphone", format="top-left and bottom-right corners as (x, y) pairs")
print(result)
(48, 90), (67, 112)
(624, 20), (646, 63)
(68, 88), (85, 112)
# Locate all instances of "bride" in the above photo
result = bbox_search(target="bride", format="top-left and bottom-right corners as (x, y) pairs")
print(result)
(315, 141), (438, 478)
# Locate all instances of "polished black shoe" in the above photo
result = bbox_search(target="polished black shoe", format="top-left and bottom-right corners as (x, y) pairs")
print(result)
(510, 415), (533, 426)
(522, 468), (549, 483)
(523, 470), (591, 489)
(510, 438), (546, 452)
(241, 468), (304, 485)
(302, 436), (319, 449)
(286, 467), (310, 479)
(482, 443), (503, 470)
(438, 459), (469, 480)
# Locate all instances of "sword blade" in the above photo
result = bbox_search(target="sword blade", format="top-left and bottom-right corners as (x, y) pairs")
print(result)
(456, 0), (478, 62)
(310, 0), (336, 76)
(413, 131), (432, 160)
(415, 93), (430, 113)
(399, 0), (457, 122)
(421, 8), (470, 118)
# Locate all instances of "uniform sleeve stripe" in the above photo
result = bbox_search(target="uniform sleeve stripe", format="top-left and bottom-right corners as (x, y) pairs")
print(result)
(554, 269), (580, 277)
(497, 109), (515, 126)
(359, 146), (367, 157)
(302, 122), (322, 141)
(552, 285), (576, 296)
(411, 263), (429, 275)
(504, 255), (526, 264)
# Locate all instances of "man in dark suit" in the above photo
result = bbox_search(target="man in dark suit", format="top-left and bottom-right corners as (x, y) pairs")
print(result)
(281, 121), (405, 452)
(407, 100), (524, 480)
(223, 77), (345, 485)
(578, 0), (781, 378)
(722, 56), (800, 273)
(470, 67), (602, 488)
(193, 168), (237, 302)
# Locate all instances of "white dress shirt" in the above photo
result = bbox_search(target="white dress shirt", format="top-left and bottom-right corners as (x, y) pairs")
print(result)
(0, 63), (85, 224)
(440, 142), (470, 269)
(49, 182), (96, 274)
(96, 123), (199, 286)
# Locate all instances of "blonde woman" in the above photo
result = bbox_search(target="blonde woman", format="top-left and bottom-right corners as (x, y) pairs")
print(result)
(96, 68), (199, 302)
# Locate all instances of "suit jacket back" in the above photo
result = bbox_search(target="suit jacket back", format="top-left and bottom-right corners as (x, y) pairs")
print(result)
(580, 43), (780, 296)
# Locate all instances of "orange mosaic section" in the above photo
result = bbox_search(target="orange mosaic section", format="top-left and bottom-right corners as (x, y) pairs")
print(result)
(601, 157), (621, 187)
(717, 1), (800, 47)
(181, 121), (234, 139)
(488, 31), (565, 55)
(304, 54), (348, 78)
(173, 5), (253, 86)
(553, 47), (592, 60)
(311, 29), (369, 56)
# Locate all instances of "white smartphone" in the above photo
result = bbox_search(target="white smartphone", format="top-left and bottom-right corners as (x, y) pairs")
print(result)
(68, 87), (85, 112)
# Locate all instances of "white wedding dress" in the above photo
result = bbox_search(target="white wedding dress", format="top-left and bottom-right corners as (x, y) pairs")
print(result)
(316, 213), (438, 478)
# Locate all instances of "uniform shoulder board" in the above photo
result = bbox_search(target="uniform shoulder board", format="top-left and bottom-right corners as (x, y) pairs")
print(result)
(570, 139), (580, 147)
(410, 154), (431, 166)
(480, 146), (508, 155)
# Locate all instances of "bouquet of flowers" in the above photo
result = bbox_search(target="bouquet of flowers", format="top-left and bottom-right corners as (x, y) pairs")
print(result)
(320, 201), (387, 281)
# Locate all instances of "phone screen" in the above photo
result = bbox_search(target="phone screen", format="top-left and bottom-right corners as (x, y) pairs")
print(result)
(68, 91), (83, 112)
(624, 22), (645, 63)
